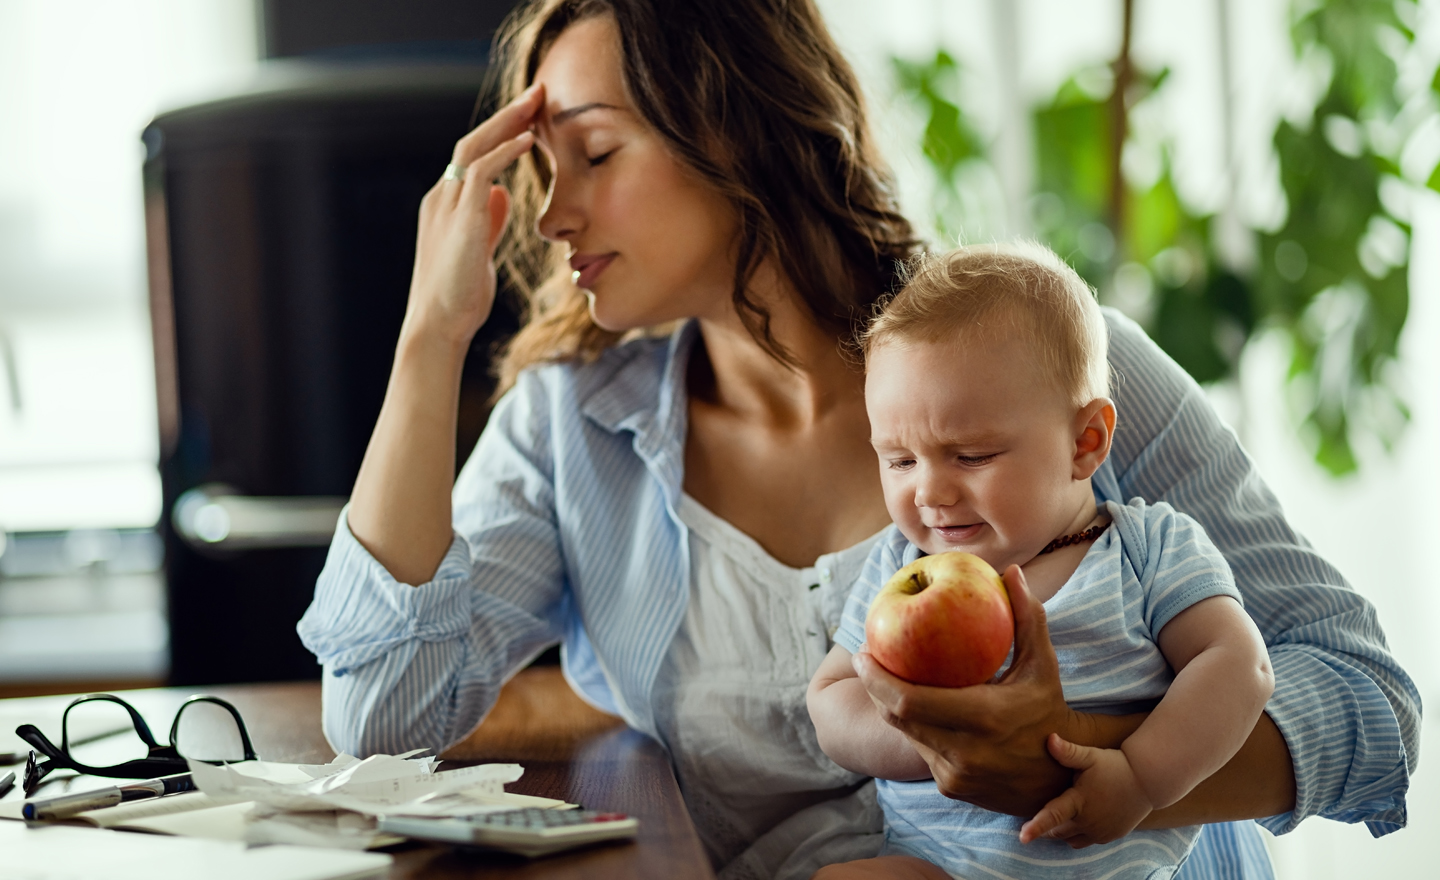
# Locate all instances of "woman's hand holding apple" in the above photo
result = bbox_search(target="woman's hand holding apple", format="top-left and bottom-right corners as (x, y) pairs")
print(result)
(404, 84), (542, 349)
(864, 552), (1014, 688)
(852, 566), (1145, 817)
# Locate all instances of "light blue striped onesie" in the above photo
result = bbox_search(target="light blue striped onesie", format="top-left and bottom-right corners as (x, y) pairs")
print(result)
(833, 497), (1242, 880)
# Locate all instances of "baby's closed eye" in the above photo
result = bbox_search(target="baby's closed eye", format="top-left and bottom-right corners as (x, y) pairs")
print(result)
(955, 453), (996, 466)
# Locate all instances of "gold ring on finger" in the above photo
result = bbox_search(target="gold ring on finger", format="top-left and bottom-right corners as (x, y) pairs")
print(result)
(442, 163), (466, 182)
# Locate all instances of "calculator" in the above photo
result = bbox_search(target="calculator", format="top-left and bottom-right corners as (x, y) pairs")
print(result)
(377, 808), (639, 858)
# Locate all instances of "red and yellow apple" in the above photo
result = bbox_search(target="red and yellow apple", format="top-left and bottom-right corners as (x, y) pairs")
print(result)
(864, 552), (1014, 688)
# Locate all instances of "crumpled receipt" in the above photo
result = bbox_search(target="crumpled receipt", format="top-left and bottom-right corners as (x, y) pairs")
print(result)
(187, 750), (561, 819)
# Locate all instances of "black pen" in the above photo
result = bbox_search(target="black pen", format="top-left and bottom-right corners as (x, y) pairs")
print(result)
(21, 773), (195, 821)
(0, 771), (14, 798)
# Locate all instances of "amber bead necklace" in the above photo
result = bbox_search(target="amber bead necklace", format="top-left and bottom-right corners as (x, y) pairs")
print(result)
(1037, 523), (1108, 556)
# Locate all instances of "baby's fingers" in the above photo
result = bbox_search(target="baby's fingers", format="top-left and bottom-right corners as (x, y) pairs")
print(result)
(1046, 732), (1103, 772)
(1019, 788), (1081, 845)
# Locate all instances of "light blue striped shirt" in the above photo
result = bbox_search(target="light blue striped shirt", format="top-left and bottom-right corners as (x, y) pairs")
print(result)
(297, 310), (1419, 880)
(833, 498), (1242, 879)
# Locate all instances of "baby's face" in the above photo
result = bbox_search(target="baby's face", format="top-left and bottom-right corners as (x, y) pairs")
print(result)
(866, 334), (1097, 571)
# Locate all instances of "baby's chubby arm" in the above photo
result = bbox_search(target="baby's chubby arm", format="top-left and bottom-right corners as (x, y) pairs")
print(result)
(808, 644), (933, 781)
(1130, 594), (1275, 808)
(1021, 595), (1274, 845)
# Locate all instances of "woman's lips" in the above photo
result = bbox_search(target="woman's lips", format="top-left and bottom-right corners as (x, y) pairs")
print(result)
(570, 253), (616, 289)
(932, 523), (984, 542)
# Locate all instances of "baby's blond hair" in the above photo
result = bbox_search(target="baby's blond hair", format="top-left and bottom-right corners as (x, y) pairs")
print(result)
(862, 242), (1109, 407)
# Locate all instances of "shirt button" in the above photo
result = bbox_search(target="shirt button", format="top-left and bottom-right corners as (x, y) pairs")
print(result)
(819, 568), (832, 583)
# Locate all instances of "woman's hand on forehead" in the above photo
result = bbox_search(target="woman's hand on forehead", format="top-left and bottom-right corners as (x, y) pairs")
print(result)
(452, 83), (545, 169)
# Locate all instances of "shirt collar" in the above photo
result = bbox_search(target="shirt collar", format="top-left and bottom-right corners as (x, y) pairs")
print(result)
(579, 320), (699, 502)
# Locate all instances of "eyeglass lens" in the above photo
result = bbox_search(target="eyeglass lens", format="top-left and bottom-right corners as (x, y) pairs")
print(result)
(63, 699), (148, 767)
(171, 700), (247, 763)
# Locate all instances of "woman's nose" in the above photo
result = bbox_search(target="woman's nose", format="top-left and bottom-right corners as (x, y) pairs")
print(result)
(536, 165), (583, 244)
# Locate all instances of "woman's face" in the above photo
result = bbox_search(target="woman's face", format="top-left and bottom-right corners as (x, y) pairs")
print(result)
(532, 15), (738, 331)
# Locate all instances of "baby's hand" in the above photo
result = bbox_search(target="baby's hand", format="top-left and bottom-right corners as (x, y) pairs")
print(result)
(1018, 733), (1152, 848)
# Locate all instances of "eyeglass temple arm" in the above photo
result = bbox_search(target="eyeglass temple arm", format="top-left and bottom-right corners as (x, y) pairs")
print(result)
(15, 724), (63, 760)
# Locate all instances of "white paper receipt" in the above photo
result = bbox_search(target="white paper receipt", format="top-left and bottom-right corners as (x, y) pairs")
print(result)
(187, 752), (540, 818)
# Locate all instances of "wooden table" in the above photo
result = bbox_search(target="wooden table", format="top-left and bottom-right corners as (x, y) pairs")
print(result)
(0, 676), (715, 879)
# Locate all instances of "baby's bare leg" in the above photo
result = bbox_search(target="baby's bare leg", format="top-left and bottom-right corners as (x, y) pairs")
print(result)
(811, 855), (953, 880)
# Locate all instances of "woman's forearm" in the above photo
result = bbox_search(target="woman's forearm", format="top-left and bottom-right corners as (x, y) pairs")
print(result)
(345, 90), (539, 586)
(1139, 711), (1295, 827)
(347, 323), (472, 586)
(1069, 708), (1295, 826)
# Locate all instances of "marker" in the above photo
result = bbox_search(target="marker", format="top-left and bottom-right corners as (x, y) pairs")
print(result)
(0, 771), (15, 799)
(21, 773), (195, 821)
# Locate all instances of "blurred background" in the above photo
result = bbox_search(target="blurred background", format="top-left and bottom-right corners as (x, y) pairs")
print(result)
(0, 0), (1432, 875)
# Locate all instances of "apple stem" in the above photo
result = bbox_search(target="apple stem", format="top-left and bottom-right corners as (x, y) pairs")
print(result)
(908, 571), (929, 593)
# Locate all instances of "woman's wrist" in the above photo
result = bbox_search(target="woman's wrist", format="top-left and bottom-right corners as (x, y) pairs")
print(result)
(346, 302), (473, 585)
(396, 308), (478, 370)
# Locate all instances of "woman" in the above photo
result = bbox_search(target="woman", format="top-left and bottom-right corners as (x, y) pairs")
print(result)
(298, 1), (1418, 878)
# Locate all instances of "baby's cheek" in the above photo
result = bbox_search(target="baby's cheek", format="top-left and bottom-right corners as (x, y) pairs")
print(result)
(880, 481), (915, 528)
(890, 510), (937, 555)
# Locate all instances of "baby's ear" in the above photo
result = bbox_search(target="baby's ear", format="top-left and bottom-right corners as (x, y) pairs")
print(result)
(1072, 398), (1116, 480)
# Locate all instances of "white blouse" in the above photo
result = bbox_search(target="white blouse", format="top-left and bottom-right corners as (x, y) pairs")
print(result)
(651, 493), (887, 880)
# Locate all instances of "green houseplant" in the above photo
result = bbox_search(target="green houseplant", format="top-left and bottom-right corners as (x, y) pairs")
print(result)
(895, 0), (1436, 475)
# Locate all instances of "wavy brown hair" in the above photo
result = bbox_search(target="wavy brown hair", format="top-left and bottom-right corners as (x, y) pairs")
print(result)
(489, 0), (919, 393)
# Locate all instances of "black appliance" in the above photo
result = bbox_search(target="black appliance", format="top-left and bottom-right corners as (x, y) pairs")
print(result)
(144, 64), (521, 685)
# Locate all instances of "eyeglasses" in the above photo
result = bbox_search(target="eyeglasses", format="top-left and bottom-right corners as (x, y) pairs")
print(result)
(17, 693), (258, 796)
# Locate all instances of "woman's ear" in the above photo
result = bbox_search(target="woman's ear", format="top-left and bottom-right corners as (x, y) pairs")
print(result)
(1072, 398), (1116, 480)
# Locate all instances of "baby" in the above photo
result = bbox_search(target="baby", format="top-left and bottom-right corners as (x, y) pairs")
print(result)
(807, 243), (1274, 879)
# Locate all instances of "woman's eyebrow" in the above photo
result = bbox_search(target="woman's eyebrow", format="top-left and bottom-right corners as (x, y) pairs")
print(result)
(550, 101), (622, 125)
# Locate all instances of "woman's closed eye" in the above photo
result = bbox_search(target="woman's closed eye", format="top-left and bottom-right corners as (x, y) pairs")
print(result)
(587, 148), (617, 167)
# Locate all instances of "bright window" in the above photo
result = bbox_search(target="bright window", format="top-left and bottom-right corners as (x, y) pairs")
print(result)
(0, 0), (256, 533)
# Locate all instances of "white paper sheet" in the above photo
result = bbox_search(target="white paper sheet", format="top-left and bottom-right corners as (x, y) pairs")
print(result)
(0, 821), (391, 880)
(188, 752), (527, 817)
(116, 801), (257, 840)
(244, 807), (405, 850)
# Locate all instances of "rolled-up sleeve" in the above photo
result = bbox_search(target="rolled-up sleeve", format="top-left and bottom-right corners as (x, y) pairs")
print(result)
(1262, 639), (1412, 834)
(1098, 309), (1420, 837)
(298, 368), (569, 757)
